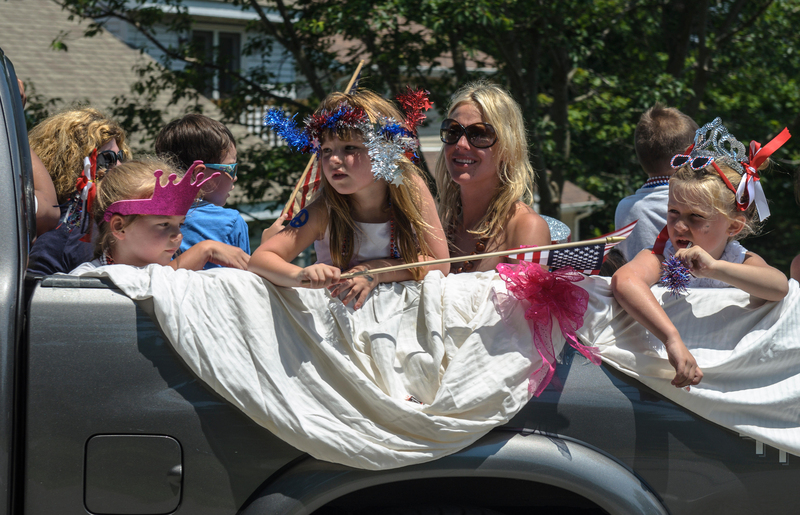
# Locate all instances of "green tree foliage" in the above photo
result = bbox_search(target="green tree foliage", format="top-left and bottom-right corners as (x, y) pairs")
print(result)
(50, 0), (800, 270)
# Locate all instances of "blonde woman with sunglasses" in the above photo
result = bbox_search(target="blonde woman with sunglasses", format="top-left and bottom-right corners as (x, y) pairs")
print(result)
(435, 81), (550, 273)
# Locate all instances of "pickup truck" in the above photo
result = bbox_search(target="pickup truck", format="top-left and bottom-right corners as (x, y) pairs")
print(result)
(3, 47), (799, 515)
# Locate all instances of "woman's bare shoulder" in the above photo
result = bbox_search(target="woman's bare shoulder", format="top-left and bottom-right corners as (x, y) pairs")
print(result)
(506, 201), (550, 247)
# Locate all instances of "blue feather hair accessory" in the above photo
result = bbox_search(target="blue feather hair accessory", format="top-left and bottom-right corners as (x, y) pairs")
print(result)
(263, 109), (313, 153)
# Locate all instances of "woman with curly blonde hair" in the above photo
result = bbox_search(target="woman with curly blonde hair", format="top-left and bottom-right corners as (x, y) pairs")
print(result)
(435, 81), (550, 273)
(27, 107), (131, 275)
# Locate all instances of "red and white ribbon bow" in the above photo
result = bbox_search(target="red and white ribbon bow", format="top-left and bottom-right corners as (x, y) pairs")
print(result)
(737, 127), (791, 221)
(75, 149), (97, 242)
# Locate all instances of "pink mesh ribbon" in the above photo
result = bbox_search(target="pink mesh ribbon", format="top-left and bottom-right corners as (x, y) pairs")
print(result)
(497, 261), (600, 396)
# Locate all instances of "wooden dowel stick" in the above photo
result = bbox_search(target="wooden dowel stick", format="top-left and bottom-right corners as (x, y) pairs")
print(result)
(280, 60), (365, 217)
(339, 236), (626, 279)
(343, 60), (365, 93)
(281, 156), (316, 217)
(299, 237), (627, 284)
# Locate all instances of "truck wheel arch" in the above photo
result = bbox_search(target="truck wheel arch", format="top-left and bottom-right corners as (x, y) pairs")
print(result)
(239, 432), (667, 515)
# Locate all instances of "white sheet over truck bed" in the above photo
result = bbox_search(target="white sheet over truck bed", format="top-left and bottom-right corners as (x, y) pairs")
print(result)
(577, 276), (800, 460)
(78, 266), (549, 469)
(76, 265), (800, 467)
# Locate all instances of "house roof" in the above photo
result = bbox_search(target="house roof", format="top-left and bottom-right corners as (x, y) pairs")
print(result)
(0, 0), (227, 149)
(1, 0), (148, 113)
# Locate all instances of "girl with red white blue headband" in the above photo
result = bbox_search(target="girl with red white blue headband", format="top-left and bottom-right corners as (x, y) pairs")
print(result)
(612, 118), (790, 389)
(250, 89), (449, 309)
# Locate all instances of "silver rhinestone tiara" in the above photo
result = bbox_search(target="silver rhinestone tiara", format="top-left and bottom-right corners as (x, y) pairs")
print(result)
(690, 118), (746, 174)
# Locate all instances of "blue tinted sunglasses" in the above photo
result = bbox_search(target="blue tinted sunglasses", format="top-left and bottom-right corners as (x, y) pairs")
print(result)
(204, 162), (238, 180)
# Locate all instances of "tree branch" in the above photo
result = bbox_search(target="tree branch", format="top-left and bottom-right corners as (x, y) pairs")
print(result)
(714, 0), (774, 47)
(249, 0), (327, 99)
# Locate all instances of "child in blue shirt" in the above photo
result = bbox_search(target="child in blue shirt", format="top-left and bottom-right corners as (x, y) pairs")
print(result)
(155, 114), (251, 269)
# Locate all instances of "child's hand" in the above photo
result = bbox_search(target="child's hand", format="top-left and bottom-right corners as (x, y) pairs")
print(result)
(674, 245), (717, 279)
(261, 214), (289, 245)
(664, 335), (703, 388)
(329, 266), (378, 309)
(174, 240), (250, 271)
(207, 243), (250, 270)
(297, 263), (341, 289)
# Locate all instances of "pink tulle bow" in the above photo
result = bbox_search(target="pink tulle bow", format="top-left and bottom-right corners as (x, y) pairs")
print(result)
(497, 261), (600, 396)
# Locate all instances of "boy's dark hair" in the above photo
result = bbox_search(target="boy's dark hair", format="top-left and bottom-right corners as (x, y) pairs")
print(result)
(155, 114), (235, 170)
(599, 247), (627, 277)
(634, 103), (699, 176)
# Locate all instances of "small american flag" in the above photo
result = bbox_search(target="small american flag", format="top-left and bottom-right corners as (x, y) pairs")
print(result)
(602, 219), (637, 253)
(515, 220), (638, 275)
(285, 159), (322, 219)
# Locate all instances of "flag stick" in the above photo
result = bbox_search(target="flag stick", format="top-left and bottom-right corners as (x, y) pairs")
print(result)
(339, 236), (626, 279)
(280, 60), (366, 217)
(299, 237), (626, 284)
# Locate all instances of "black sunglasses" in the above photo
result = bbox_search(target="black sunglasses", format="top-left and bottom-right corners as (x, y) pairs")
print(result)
(440, 119), (498, 149)
(96, 149), (125, 170)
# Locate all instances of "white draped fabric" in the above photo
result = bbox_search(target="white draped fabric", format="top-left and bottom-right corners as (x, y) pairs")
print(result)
(577, 275), (800, 458)
(77, 266), (554, 470)
(73, 265), (800, 468)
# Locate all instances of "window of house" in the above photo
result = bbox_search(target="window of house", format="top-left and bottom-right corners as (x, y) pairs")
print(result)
(192, 29), (241, 100)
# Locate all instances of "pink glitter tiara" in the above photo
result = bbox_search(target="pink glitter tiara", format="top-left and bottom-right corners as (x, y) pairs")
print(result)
(103, 161), (219, 222)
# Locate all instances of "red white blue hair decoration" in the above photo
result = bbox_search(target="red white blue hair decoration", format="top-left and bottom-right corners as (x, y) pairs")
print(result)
(58, 149), (98, 241)
(264, 89), (432, 187)
(660, 256), (691, 297)
(670, 117), (791, 221)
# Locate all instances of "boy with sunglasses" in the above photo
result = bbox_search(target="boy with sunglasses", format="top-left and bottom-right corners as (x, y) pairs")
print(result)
(155, 114), (251, 268)
(614, 104), (699, 263)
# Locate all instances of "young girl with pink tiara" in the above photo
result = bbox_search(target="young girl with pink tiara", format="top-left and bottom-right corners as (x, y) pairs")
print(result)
(612, 118), (791, 389)
(251, 89), (449, 309)
(70, 158), (250, 274)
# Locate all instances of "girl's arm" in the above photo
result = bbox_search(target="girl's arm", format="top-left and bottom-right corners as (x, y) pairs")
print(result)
(331, 175), (450, 309)
(675, 247), (789, 302)
(171, 241), (250, 271)
(611, 249), (703, 388)
(32, 150), (59, 236)
(261, 213), (289, 244)
(248, 201), (341, 288)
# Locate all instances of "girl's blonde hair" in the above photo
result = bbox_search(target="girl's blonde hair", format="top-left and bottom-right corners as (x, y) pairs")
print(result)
(434, 80), (535, 244)
(29, 107), (131, 204)
(316, 90), (434, 279)
(93, 158), (181, 259)
(671, 163), (762, 240)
